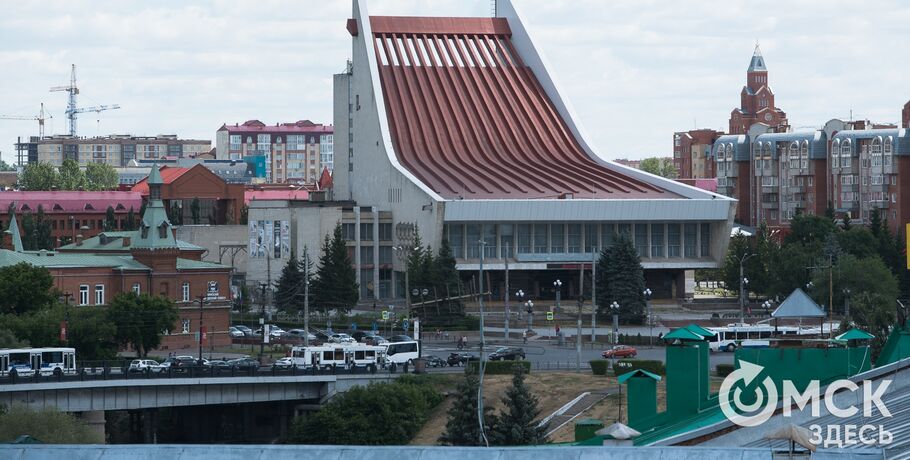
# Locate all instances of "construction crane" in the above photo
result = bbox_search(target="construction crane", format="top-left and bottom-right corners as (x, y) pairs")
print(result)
(0, 103), (52, 137)
(50, 64), (120, 137)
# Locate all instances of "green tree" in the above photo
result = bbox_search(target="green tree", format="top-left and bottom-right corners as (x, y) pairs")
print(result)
(489, 365), (547, 445)
(785, 212), (836, 246)
(850, 292), (896, 362)
(20, 205), (53, 250)
(596, 234), (646, 324)
(58, 159), (86, 190)
(433, 238), (464, 318)
(17, 161), (59, 190)
(638, 157), (678, 178)
(0, 406), (102, 444)
(837, 226), (877, 259)
(125, 206), (136, 230)
(0, 159), (15, 172)
(104, 206), (117, 231)
(274, 252), (304, 314)
(107, 293), (178, 357)
(190, 197), (200, 224)
(289, 376), (442, 445)
(67, 305), (118, 360)
(810, 255), (898, 318)
(0, 328), (28, 348)
(0, 262), (55, 314)
(311, 224), (359, 313)
(767, 240), (822, 298)
(168, 201), (182, 226)
(84, 162), (119, 190)
(440, 372), (497, 446)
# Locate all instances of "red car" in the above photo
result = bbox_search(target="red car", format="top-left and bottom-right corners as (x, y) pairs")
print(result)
(602, 345), (637, 359)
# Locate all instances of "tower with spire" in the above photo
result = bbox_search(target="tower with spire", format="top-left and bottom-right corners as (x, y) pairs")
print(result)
(729, 42), (788, 135)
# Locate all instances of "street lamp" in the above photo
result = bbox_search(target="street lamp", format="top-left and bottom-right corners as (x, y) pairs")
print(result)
(258, 281), (268, 363)
(609, 301), (620, 344)
(393, 245), (421, 313)
(553, 279), (562, 311)
(525, 298), (534, 333)
(643, 289), (653, 348)
(739, 253), (757, 325)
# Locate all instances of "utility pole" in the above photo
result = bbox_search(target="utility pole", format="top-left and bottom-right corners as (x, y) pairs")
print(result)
(258, 282), (267, 363)
(576, 264), (583, 372)
(304, 250), (310, 348)
(504, 257), (510, 341)
(477, 239), (488, 447)
(739, 253), (757, 325)
(591, 250), (597, 342)
(196, 294), (207, 361)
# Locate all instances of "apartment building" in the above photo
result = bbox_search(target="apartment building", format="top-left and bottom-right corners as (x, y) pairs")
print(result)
(215, 120), (333, 184)
(34, 135), (211, 166)
(673, 129), (722, 179)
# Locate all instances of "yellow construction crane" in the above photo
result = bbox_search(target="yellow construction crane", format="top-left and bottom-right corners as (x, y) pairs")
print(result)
(0, 103), (51, 137)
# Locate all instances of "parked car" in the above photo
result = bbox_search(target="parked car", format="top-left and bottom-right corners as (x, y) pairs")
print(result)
(314, 331), (330, 342)
(285, 329), (317, 342)
(128, 359), (165, 373)
(225, 357), (260, 370)
(488, 347), (526, 361)
(162, 355), (206, 372)
(423, 355), (446, 367)
(232, 325), (253, 336)
(447, 352), (478, 367)
(329, 333), (356, 344)
(390, 335), (413, 343)
(255, 325), (285, 338)
(602, 345), (638, 359)
(351, 331), (369, 342)
(363, 334), (388, 346)
(228, 327), (245, 338)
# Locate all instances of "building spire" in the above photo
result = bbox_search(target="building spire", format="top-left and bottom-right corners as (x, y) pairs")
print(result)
(748, 41), (767, 72)
(148, 162), (163, 201)
(4, 213), (23, 252)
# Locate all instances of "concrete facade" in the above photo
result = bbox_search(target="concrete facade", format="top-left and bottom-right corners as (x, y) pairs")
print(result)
(35, 134), (211, 167)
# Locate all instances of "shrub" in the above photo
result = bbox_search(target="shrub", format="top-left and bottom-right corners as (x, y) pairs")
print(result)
(0, 405), (102, 443)
(589, 360), (610, 376)
(465, 360), (531, 375)
(716, 363), (735, 377)
(612, 359), (664, 376)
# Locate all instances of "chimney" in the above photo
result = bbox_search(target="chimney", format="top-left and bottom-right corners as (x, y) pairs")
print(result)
(76, 234), (83, 246)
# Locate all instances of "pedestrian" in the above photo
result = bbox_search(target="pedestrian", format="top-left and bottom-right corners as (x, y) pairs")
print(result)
(522, 330), (528, 344)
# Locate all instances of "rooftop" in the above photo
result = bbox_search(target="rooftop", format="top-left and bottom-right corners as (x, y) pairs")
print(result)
(0, 191), (143, 214)
(218, 119), (333, 134)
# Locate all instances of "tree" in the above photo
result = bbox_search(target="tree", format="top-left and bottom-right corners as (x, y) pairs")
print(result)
(490, 365), (547, 445)
(67, 305), (118, 360)
(850, 292), (897, 362)
(810, 255), (898, 318)
(190, 197), (200, 224)
(104, 206), (117, 231)
(20, 205), (53, 250)
(0, 406), (103, 444)
(837, 226), (877, 259)
(168, 201), (182, 226)
(433, 238), (464, 318)
(0, 159), (15, 172)
(125, 206), (136, 231)
(596, 234), (646, 324)
(58, 159), (86, 191)
(84, 162), (119, 190)
(107, 293), (178, 357)
(311, 224), (359, 313)
(639, 157), (678, 179)
(18, 161), (59, 191)
(274, 252), (304, 314)
(785, 212), (836, 246)
(0, 329), (28, 348)
(440, 372), (496, 446)
(0, 262), (55, 315)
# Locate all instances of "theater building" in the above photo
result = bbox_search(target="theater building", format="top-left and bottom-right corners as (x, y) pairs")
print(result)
(330, 0), (735, 300)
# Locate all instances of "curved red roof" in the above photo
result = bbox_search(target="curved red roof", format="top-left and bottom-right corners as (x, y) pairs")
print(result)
(370, 16), (678, 200)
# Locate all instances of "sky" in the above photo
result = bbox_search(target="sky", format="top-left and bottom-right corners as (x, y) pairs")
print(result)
(1, 0), (908, 166)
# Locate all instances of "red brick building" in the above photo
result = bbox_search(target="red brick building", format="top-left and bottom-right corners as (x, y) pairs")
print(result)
(132, 164), (245, 225)
(0, 191), (142, 248)
(0, 167), (233, 351)
(673, 129), (722, 179)
(902, 100), (909, 129)
(729, 44), (789, 135)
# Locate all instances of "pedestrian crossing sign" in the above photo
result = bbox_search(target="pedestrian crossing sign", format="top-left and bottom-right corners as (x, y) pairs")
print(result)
(546, 312), (554, 321)
(382, 311), (390, 320)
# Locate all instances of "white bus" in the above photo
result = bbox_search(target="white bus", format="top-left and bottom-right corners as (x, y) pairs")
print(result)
(383, 340), (419, 365)
(706, 324), (802, 352)
(289, 345), (384, 370)
(0, 347), (76, 377)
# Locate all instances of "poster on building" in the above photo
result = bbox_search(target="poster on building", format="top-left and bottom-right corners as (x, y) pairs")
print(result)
(248, 220), (290, 259)
(280, 220), (290, 258)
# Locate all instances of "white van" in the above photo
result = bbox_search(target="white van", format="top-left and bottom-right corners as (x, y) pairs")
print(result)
(383, 340), (419, 365)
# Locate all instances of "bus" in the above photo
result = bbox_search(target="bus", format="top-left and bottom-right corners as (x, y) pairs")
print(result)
(289, 344), (385, 370)
(706, 324), (801, 352)
(0, 347), (76, 377)
(383, 340), (419, 365)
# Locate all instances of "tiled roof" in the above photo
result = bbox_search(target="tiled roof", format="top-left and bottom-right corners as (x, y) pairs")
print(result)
(130, 166), (190, 194)
(0, 191), (142, 214)
(218, 120), (333, 134)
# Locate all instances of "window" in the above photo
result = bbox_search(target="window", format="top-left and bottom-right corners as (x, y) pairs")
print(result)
(379, 223), (393, 241)
(584, 224), (598, 253)
(482, 224), (496, 258)
(700, 223), (711, 257)
(651, 224), (664, 258)
(182, 319), (190, 334)
(466, 224), (480, 258)
(79, 285), (89, 305)
(601, 223), (614, 248)
(94, 284), (104, 305)
(872, 175), (884, 185)
(229, 135), (241, 150)
(667, 224), (681, 257)
(132, 283), (141, 295)
(517, 224), (531, 254)
(842, 139), (852, 156)
(341, 223), (356, 241)
(360, 223), (374, 241)
(448, 224), (464, 258)
(567, 224), (581, 253)
(634, 224), (648, 258)
(684, 223), (697, 258)
(361, 246), (374, 263)
(379, 246), (393, 264)
(885, 137), (894, 155)
(533, 224), (547, 253)
(550, 224), (565, 253)
(182, 282), (190, 302)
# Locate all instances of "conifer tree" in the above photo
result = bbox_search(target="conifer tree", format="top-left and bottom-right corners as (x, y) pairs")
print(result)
(439, 372), (496, 446)
(490, 365), (547, 445)
(274, 252), (303, 314)
(312, 224), (359, 313)
(597, 233), (646, 324)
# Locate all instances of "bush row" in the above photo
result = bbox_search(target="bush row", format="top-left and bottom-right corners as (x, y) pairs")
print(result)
(465, 360), (531, 375)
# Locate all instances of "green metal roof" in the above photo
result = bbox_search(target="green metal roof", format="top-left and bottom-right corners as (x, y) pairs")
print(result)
(836, 328), (875, 341)
(0, 250), (151, 270)
(617, 368), (662, 384)
(4, 214), (23, 252)
(663, 327), (706, 341)
(58, 231), (204, 252)
(176, 258), (229, 270)
(685, 324), (717, 338)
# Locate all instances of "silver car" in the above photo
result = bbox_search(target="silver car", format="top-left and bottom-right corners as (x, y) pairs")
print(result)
(128, 359), (165, 373)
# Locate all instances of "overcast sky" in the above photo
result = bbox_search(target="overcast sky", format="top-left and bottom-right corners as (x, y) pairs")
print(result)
(1, 0), (908, 166)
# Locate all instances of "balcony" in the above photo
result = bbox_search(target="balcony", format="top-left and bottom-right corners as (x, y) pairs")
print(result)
(761, 201), (779, 210)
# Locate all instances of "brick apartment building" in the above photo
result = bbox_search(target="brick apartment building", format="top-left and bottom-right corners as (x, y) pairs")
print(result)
(0, 167), (233, 351)
(0, 191), (143, 247)
(673, 129), (722, 179)
(215, 120), (334, 184)
(31, 134), (211, 167)
(131, 164), (245, 225)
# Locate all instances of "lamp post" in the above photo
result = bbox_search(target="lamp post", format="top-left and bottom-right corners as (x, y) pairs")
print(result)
(643, 288), (653, 348)
(516, 289), (525, 338)
(553, 279), (562, 311)
(258, 281), (267, 363)
(843, 288), (851, 320)
(196, 294), (208, 362)
(609, 301), (620, 345)
(525, 298), (534, 334)
(739, 253), (757, 325)
(576, 294), (583, 372)
(393, 245), (420, 315)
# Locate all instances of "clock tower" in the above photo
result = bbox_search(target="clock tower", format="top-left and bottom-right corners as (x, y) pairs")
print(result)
(728, 43), (789, 135)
